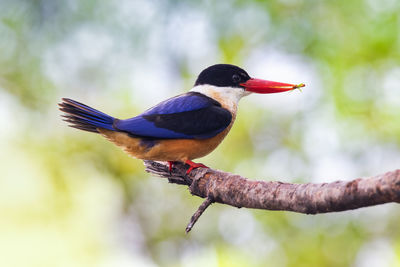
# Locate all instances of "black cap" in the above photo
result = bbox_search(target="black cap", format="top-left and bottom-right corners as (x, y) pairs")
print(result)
(195, 64), (251, 88)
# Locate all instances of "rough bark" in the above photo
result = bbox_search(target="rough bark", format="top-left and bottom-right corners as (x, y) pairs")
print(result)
(144, 161), (400, 232)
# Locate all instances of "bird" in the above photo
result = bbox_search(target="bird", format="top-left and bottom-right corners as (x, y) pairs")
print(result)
(59, 64), (304, 174)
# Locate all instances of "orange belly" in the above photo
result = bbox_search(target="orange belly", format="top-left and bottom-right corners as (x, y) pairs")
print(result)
(98, 125), (233, 162)
(99, 95), (237, 162)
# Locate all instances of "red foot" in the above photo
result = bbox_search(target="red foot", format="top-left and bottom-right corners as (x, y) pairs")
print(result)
(184, 160), (208, 174)
(167, 161), (175, 173)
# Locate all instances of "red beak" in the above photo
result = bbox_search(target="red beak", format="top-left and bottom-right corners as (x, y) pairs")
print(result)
(240, 78), (305, 94)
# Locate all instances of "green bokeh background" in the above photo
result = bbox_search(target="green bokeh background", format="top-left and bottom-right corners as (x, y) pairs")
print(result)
(1, 0), (399, 266)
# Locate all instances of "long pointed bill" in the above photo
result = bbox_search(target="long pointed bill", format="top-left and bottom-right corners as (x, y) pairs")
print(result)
(240, 78), (305, 94)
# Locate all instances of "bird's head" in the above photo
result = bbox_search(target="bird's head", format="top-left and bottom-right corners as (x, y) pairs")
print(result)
(192, 64), (305, 105)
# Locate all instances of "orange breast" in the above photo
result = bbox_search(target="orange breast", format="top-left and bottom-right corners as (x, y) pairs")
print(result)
(99, 94), (238, 162)
(99, 120), (234, 162)
(98, 110), (235, 161)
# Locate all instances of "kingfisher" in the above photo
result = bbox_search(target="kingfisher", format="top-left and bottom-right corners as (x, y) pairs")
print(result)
(59, 64), (304, 173)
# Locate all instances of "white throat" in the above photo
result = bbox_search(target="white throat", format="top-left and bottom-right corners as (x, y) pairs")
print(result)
(190, 85), (250, 113)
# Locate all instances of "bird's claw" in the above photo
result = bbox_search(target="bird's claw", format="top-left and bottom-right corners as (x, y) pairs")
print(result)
(184, 160), (208, 174)
(167, 161), (174, 174)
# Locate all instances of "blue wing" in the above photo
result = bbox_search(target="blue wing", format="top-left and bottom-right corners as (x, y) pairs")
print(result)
(114, 92), (232, 139)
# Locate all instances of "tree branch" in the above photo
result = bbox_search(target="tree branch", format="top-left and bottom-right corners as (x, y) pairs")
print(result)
(144, 161), (400, 232)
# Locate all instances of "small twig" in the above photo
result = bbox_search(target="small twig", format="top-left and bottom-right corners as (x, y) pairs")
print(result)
(186, 196), (214, 233)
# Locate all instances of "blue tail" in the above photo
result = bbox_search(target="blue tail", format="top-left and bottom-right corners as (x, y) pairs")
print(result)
(59, 98), (115, 133)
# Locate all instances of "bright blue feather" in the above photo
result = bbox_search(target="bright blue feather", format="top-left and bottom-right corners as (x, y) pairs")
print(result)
(61, 98), (115, 132)
(117, 116), (192, 139)
(62, 93), (230, 140)
(115, 92), (229, 139)
(141, 93), (213, 115)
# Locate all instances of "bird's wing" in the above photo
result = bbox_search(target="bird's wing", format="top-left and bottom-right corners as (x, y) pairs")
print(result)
(114, 92), (232, 139)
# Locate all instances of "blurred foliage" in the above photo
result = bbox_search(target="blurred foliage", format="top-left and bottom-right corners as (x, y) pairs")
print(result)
(0, 0), (400, 266)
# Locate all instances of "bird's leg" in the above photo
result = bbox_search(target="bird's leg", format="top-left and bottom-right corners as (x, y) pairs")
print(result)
(184, 160), (208, 174)
(167, 161), (175, 174)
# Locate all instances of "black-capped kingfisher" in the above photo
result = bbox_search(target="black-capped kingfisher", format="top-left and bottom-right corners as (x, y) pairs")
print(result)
(59, 64), (304, 174)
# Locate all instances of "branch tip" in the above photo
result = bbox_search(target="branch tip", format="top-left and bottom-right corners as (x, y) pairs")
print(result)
(186, 196), (214, 233)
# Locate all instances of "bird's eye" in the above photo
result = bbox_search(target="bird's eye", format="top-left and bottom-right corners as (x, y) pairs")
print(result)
(232, 74), (241, 83)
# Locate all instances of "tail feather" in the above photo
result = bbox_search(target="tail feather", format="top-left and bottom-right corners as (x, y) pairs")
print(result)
(59, 98), (115, 133)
